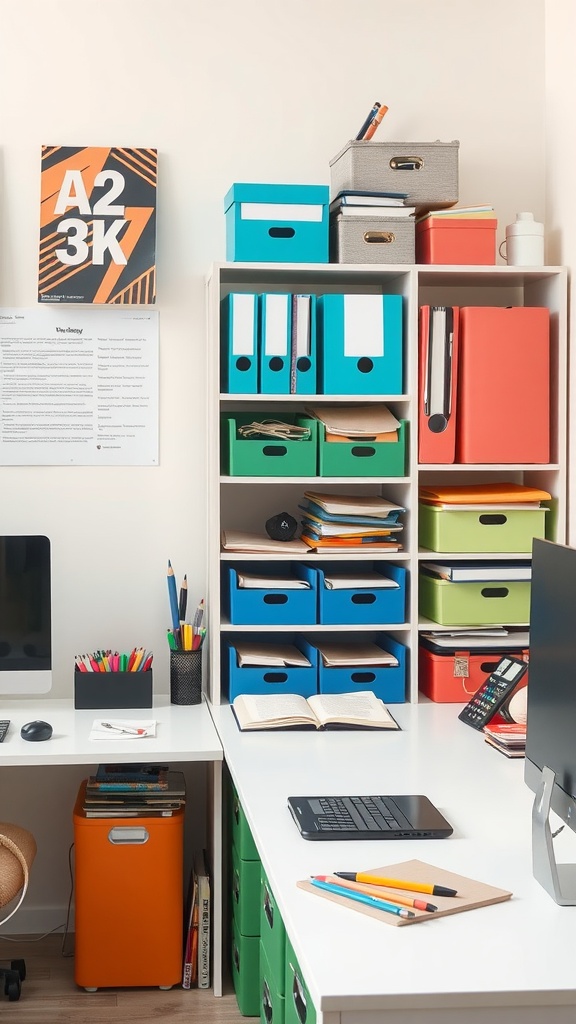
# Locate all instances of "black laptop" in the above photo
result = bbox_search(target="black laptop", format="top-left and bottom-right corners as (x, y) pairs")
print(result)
(287, 794), (453, 840)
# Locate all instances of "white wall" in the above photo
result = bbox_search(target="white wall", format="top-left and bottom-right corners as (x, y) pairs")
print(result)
(0, 0), (547, 929)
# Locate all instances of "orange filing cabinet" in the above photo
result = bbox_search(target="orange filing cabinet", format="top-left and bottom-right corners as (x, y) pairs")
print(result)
(73, 782), (184, 990)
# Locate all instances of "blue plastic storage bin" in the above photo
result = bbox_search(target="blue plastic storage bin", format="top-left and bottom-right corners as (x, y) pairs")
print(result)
(224, 183), (329, 263)
(225, 636), (318, 702)
(224, 563), (317, 626)
(303, 562), (406, 625)
(302, 635), (406, 703)
(317, 293), (403, 395)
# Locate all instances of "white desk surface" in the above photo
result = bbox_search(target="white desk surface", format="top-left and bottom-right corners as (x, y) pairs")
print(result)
(0, 696), (223, 765)
(211, 701), (576, 1018)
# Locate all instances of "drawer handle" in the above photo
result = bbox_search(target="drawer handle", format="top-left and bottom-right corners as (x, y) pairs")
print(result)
(262, 446), (287, 457)
(108, 826), (149, 845)
(351, 671), (376, 683)
(479, 514), (508, 525)
(351, 593), (376, 605)
(262, 979), (273, 1023)
(350, 446), (376, 458)
(363, 230), (395, 244)
(263, 672), (288, 683)
(263, 593), (288, 605)
(233, 872), (240, 903)
(263, 884), (274, 928)
(233, 944), (240, 972)
(480, 587), (509, 598)
(268, 226), (295, 238)
(389, 155), (424, 170)
(291, 970), (308, 1023)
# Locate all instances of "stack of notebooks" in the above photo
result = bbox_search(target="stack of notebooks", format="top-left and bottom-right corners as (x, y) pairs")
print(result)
(416, 204), (495, 224)
(329, 189), (416, 221)
(483, 720), (526, 758)
(83, 763), (186, 818)
(299, 490), (405, 551)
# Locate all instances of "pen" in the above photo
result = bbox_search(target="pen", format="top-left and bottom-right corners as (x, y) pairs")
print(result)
(167, 560), (180, 632)
(167, 629), (178, 651)
(313, 875), (437, 912)
(334, 872), (458, 897)
(100, 722), (147, 736)
(310, 879), (414, 918)
(179, 574), (188, 623)
(362, 104), (389, 141)
(355, 101), (380, 141)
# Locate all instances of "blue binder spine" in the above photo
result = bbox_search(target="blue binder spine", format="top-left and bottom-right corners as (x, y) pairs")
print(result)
(260, 293), (291, 394)
(318, 293), (403, 395)
(221, 292), (258, 394)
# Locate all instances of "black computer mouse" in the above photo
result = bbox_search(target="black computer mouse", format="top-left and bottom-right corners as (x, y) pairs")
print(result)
(20, 720), (53, 742)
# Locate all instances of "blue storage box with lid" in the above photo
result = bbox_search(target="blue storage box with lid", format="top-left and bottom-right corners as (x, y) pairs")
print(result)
(301, 635), (406, 703)
(225, 636), (318, 702)
(301, 562), (406, 625)
(224, 183), (330, 263)
(224, 562), (317, 626)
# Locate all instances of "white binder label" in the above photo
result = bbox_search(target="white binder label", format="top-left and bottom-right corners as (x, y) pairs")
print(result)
(231, 294), (255, 355)
(343, 295), (384, 357)
(263, 294), (289, 355)
(240, 203), (323, 222)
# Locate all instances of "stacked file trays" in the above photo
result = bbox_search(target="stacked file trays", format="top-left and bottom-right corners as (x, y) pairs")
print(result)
(224, 637), (318, 702)
(307, 403), (406, 477)
(299, 490), (405, 552)
(300, 636), (406, 704)
(419, 562), (532, 626)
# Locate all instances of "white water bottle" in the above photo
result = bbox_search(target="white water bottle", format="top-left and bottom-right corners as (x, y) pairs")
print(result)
(502, 212), (544, 266)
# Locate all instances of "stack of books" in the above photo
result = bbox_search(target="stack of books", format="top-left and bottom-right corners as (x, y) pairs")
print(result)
(416, 205), (495, 224)
(83, 763), (186, 817)
(483, 720), (526, 758)
(299, 491), (405, 551)
(330, 189), (416, 221)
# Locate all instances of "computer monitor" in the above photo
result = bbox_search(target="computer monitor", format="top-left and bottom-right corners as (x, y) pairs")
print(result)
(525, 537), (576, 904)
(0, 535), (52, 695)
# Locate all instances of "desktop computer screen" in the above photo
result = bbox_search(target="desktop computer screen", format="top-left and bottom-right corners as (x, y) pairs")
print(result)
(0, 535), (52, 694)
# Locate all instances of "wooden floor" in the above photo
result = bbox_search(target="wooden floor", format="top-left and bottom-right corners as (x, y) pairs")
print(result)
(0, 935), (249, 1023)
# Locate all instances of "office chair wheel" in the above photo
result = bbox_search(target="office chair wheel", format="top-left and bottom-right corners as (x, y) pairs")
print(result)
(4, 970), (21, 1001)
(11, 959), (26, 981)
(84, 987), (98, 993)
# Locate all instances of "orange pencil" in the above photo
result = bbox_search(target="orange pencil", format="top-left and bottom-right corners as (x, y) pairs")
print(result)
(363, 104), (389, 141)
(313, 874), (437, 912)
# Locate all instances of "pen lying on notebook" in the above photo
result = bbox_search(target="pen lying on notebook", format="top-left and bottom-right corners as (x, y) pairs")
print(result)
(333, 872), (458, 898)
(100, 722), (148, 736)
(313, 875), (437, 912)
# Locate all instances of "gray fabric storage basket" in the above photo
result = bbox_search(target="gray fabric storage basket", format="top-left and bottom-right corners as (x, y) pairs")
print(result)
(330, 140), (459, 209)
(330, 214), (415, 264)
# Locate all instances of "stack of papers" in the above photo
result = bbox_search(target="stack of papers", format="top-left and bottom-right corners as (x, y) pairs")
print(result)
(233, 642), (311, 668)
(421, 561), (531, 582)
(419, 482), (551, 510)
(313, 640), (399, 668)
(306, 404), (400, 443)
(330, 190), (415, 221)
(89, 719), (157, 740)
(299, 490), (405, 552)
(416, 205), (495, 223)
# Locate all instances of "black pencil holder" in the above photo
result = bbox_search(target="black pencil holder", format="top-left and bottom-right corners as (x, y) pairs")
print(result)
(170, 650), (203, 705)
(74, 670), (153, 709)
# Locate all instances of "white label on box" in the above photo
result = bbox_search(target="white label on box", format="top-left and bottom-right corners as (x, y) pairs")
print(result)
(263, 294), (289, 355)
(240, 203), (323, 222)
(231, 294), (255, 355)
(343, 295), (384, 357)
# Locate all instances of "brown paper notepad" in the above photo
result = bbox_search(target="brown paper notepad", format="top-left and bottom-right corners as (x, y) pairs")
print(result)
(297, 859), (512, 927)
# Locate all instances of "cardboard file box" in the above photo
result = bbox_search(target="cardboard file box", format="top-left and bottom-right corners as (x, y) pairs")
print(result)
(418, 639), (529, 703)
(330, 213), (415, 264)
(224, 183), (329, 263)
(329, 140), (459, 209)
(225, 563), (317, 626)
(260, 942), (285, 1024)
(74, 670), (153, 709)
(260, 869), (286, 996)
(317, 293), (403, 395)
(73, 783), (184, 989)
(231, 914), (260, 1016)
(229, 781), (259, 861)
(416, 218), (497, 265)
(317, 419), (407, 477)
(419, 574), (531, 626)
(302, 635), (406, 704)
(306, 562), (406, 625)
(232, 841), (261, 937)
(457, 306), (550, 464)
(285, 937), (317, 1024)
(225, 637), (318, 702)
(221, 413), (318, 476)
(418, 502), (547, 553)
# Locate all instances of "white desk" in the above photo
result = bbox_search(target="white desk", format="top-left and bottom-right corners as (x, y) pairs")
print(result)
(0, 697), (225, 995)
(211, 701), (576, 1024)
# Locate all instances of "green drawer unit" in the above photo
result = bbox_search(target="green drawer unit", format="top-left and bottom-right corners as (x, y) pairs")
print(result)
(232, 913), (261, 1017)
(285, 938), (316, 1024)
(260, 940), (285, 1024)
(230, 782), (260, 862)
(419, 573), (531, 626)
(318, 419), (407, 477)
(232, 840), (262, 937)
(221, 413), (318, 477)
(260, 869), (286, 996)
(419, 502), (547, 553)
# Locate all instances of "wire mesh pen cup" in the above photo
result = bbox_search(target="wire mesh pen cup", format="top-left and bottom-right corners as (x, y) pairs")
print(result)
(170, 650), (203, 705)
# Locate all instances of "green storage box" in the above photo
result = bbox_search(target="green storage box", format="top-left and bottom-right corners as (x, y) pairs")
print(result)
(260, 869), (286, 996)
(232, 841), (261, 937)
(229, 783), (260, 862)
(260, 941), (286, 1024)
(221, 413), (318, 476)
(232, 914), (261, 1017)
(285, 938), (316, 1024)
(419, 502), (546, 553)
(318, 420), (407, 477)
(419, 573), (531, 626)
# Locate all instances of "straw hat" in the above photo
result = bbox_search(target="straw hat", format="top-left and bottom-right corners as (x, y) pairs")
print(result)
(0, 823), (36, 909)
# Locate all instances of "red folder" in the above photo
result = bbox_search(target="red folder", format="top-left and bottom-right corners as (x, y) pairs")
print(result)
(418, 305), (460, 464)
(457, 306), (550, 464)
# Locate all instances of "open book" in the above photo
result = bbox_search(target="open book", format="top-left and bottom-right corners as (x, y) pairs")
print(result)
(231, 690), (400, 732)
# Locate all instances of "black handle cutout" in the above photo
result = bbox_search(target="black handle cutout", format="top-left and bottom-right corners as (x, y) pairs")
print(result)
(269, 226), (295, 238)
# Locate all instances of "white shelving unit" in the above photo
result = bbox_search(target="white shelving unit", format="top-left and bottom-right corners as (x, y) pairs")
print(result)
(206, 262), (567, 705)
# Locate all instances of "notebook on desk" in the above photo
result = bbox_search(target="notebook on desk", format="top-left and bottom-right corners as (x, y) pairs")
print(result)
(287, 794), (453, 840)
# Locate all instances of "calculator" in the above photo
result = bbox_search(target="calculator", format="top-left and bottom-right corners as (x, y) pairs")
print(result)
(457, 655), (528, 730)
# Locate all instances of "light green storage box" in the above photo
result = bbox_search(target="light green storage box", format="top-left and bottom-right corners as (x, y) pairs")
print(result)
(419, 574), (531, 625)
(419, 502), (546, 553)
(318, 420), (407, 477)
(260, 941), (285, 1024)
(229, 782), (260, 862)
(285, 938), (316, 1024)
(232, 914), (261, 1017)
(232, 841), (261, 937)
(260, 869), (286, 996)
(221, 413), (318, 476)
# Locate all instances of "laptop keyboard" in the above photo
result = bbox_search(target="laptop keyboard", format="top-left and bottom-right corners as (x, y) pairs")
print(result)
(316, 795), (402, 833)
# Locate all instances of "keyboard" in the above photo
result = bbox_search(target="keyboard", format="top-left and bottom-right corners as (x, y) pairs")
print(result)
(314, 795), (402, 833)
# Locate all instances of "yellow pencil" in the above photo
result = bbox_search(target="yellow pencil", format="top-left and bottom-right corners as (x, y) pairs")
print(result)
(334, 872), (457, 897)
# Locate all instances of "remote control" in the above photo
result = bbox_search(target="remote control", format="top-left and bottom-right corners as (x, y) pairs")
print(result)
(0, 720), (10, 742)
(458, 656), (528, 731)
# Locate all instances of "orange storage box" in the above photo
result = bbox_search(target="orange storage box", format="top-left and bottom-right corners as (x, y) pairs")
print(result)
(419, 640), (529, 703)
(73, 782), (184, 990)
(416, 218), (497, 265)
